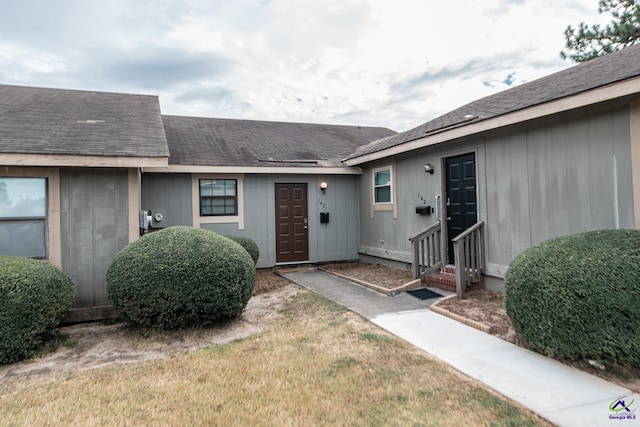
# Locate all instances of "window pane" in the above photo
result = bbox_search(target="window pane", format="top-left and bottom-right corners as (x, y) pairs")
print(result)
(200, 179), (237, 216)
(0, 178), (46, 218)
(211, 180), (226, 196)
(375, 186), (391, 203)
(374, 170), (391, 186)
(0, 220), (46, 258)
(200, 180), (215, 197)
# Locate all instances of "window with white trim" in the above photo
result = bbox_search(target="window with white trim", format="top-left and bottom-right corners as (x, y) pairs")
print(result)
(199, 179), (237, 216)
(0, 177), (47, 258)
(373, 166), (392, 204)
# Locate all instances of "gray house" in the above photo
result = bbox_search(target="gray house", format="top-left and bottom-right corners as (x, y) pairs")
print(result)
(141, 116), (395, 268)
(0, 85), (393, 320)
(2, 44), (640, 319)
(0, 85), (169, 321)
(344, 43), (640, 294)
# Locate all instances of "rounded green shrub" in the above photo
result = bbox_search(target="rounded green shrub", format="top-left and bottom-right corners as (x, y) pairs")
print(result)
(226, 236), (260, 265)
(505, 229), (640, 365)
(0, 256), (75, 364)
(107, 226), (256, 329)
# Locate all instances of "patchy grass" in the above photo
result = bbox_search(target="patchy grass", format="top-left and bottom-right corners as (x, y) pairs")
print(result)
(0, 292), (548, 426)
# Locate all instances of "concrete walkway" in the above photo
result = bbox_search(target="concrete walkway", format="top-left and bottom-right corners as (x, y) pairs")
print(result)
(282, 269), (640, 427)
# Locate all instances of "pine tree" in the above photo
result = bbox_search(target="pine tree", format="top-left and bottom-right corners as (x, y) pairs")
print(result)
(561, 0), (640, 62)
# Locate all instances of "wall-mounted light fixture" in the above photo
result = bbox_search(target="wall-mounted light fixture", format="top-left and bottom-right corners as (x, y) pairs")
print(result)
(320, 181), (328, 193)
(424, 164), (434, 174)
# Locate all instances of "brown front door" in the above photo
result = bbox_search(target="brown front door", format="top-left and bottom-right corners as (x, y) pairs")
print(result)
(275, 183), (309, 263)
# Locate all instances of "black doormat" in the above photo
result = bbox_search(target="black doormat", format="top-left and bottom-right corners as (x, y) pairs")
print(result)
(406, 288), (442, 300)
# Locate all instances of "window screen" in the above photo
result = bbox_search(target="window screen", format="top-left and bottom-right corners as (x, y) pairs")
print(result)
(0, 178), (47, 258)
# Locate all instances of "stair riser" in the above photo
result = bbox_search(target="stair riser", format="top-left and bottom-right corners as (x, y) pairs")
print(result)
(425, 274), (484, 293)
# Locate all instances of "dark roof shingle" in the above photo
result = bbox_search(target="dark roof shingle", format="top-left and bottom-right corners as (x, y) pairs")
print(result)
(347, 43), (640, 161)
(163, 115), (396, 167)
(0, 85), (169, 158)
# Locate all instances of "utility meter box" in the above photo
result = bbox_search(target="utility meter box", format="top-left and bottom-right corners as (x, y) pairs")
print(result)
(150, 209), (167, 228)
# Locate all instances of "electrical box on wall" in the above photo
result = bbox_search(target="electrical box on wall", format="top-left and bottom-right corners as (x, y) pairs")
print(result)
(415, 205), (432, 215)
(320, 212), (330, 223)
(150, 209), (167, 228)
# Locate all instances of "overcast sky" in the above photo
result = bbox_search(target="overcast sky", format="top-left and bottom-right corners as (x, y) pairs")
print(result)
(0, 0), (610, 131)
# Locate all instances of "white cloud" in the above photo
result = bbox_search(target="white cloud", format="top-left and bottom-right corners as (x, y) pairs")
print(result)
(0, 0), (609, 131)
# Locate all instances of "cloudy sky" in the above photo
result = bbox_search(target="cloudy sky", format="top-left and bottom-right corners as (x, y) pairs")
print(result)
(0, 0), (610, 131)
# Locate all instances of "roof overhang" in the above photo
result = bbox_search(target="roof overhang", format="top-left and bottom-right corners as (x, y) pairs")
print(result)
(0, 153), (169, 168)
(143, 164), (362, 175)
(345, 75), (640, 166)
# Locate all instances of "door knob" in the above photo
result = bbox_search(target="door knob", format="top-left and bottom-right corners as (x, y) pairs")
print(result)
(304, 225), (308, 229)
(446, 217), (452, 221)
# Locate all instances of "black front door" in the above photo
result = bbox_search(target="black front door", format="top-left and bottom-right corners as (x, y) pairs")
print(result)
(445, 153), (477, 264)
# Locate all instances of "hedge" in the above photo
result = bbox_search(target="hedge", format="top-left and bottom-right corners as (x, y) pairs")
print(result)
(0, 256), (75, 364)
(504, 229), (640, 365)
(107, 226), (256, 329)
(226, 236), (260, 265)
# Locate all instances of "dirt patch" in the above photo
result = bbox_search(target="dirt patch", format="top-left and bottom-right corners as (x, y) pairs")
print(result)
(0, 270), (297, 388)
(320, 261), (414, 290)
(435, 288), (519, 343)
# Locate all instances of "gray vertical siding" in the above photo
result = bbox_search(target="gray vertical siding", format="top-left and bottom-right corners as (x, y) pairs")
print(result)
(142, 173), (360, 268)
(485, 105), (634, 271)
(199, 174), (273, 266)
(60, 168), (129, 309)
(359, 104), (634, 280)
(312, 175), (359, 262)
(141, 173), (192, 227)
(359, 142), (484, 262)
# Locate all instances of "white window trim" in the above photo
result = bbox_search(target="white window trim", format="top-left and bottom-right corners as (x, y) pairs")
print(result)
(192, 174), (244, 230)
(372, 165), (393, 205)
(370, 161), (397, 219)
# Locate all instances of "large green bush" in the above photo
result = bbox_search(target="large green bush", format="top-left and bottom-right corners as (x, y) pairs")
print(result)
(107, 226), (256, 329)
(226, 236), (260, 265)
(0, 256), (75, 364)
(505, 229), (640, 365)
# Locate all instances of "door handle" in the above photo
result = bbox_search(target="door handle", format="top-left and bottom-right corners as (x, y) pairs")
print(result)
(304, 225), (308, 229)
(446, 217), (452, 221)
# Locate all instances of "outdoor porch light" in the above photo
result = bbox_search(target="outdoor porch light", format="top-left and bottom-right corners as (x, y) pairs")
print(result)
(320, 181), (328, 193)
(424, 164), (434, 174)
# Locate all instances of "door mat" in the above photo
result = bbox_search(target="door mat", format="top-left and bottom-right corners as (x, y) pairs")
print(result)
(406, 288), (442, 300)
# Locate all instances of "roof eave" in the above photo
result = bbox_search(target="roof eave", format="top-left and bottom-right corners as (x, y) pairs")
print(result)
(144, 164), (363, 175)
(345, 76), (640, 166)
(0, 153), (169, 168)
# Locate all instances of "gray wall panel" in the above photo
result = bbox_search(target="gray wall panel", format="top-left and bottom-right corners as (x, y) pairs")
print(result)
(484, 105), (633, 270)
(61, 168), (129, 309)
(359, 104), (634, 277)
(485, 133), (531, 269)
(141, 173), (359, 268)
(141, 173), (192, 227)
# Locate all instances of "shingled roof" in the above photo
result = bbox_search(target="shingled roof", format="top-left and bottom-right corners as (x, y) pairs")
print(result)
(162, 115), (396, 168)
(0, 84), (169, 159)
(346, 43), (640, 163)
